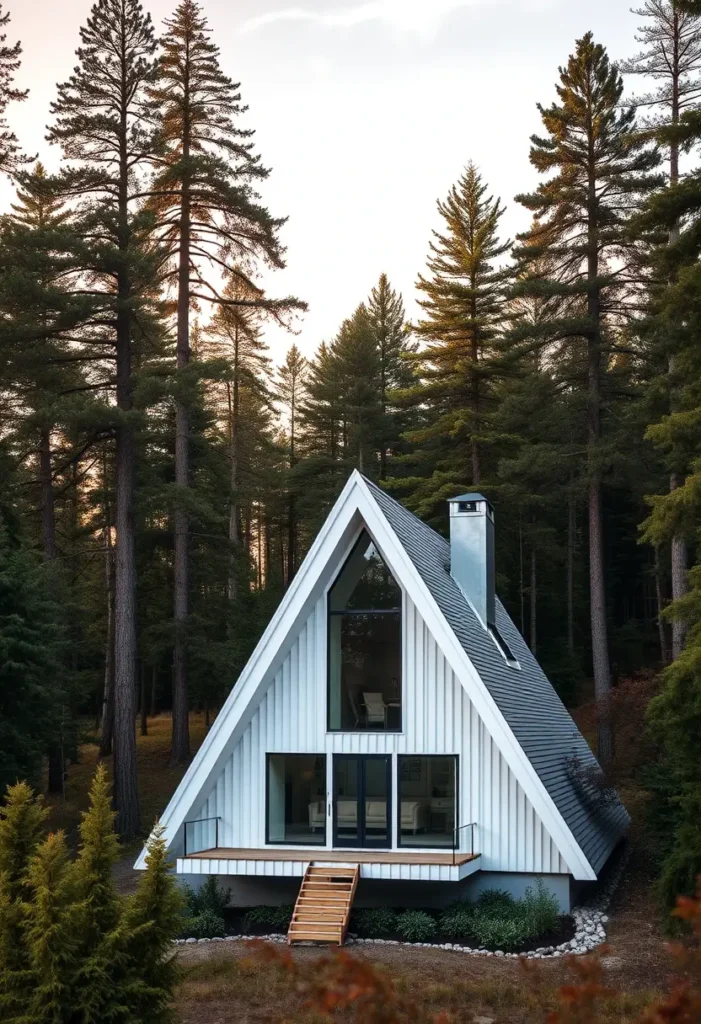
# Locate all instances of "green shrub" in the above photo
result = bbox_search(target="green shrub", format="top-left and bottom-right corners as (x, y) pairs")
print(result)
(396, 910), (437, 942)
(183, 877), (231, 918)
(242, 904), (294, 932)
(475, 888), (515, 914)
(522, 879), (559, 936)
(439, 906), (473, 940)
(179, 910), (226, 939)
(468, 910), (531, 951)
(352, 907), (397, 937)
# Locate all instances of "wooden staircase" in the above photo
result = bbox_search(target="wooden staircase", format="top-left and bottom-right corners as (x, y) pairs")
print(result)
(288, 862), (359, 945)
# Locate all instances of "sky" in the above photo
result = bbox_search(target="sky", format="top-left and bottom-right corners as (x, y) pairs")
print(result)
(4, 0), (643, 361)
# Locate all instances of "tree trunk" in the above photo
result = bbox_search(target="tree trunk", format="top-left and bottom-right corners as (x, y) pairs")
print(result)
(286, 387), (297, 587)
(654, 545), (668, 666)
(668, 51), (688, 661)
(39, 428), (57, 560)
(171, 137), (192, 765)
(140, 660), (148, 736)
(567, 487), (575, 658)
(39, 427), (64, 792)
(586, 147), (612, 765)
(227, 378), (240, 603)
(529, 544), (537, 657)
(113, 137), (139, 837)
(99, 512), (116, 757)
(150, 663), (157, 717)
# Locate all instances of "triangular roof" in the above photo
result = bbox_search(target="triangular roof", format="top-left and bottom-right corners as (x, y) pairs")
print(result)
(137, 471), (628, 878)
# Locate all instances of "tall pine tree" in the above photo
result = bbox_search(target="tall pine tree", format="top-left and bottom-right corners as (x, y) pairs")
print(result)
(47, 0), (160, 837)
(0, 3), (28, 177)
(514, 33), (661, 762)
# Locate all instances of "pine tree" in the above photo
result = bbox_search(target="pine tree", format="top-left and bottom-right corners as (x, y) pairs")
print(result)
(621, 1), (701, 658)
(0, 782), (48, 1020)
(0, 3), (28, 177)
(514, 33), (661, 763)
(47, 0), (160, 837)
(147, 0), (303, 763)
(24, 831), (80, 1023)
(365, 273), (415, 479)
(332, 305), (384, 476)
(277, 344), (308, 585)
(398, 162), (510, 521)
(120, 826), (183, 1022)
(0, 522), (62, 792)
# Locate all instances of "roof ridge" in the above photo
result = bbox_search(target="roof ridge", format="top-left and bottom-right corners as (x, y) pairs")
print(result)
(360, 474), (449, 551)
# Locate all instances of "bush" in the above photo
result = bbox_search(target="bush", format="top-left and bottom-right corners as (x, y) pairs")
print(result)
(439, 905), (473, 940)
(183, 876), (231, 918)
(352, 907), (397, 937)
(475, 888), (515, 914)
(243, 904), (294, 932)
(179, 909), (226, 939)
(522, 879), (559, 936)
(468, 910), (532, 951)
(396, 910), (437, 942)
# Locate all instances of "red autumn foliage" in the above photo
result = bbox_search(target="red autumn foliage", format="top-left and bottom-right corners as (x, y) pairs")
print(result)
(251, 879), (701, 1024)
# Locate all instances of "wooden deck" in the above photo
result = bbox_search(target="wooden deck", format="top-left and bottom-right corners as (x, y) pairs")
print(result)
(183, 847), (479, 867)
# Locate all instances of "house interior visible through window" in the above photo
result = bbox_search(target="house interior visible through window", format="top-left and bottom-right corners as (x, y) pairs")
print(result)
(267, 754), (326, 844)
(398, 756), (456, 848)
(328, 530), (402, 731)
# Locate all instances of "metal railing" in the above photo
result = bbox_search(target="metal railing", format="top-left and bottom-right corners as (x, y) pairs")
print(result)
(452, 822), (477, 866)
(183, 816), (221, 857)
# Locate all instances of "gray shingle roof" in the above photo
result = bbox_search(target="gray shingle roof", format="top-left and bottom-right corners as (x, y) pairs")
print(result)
(364, 477), (629, 876)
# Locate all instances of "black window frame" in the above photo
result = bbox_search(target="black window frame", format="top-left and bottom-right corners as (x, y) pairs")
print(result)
(396, 754), (459, 850)
(265, 752), (328, 847)
(326, 530), (403, 733)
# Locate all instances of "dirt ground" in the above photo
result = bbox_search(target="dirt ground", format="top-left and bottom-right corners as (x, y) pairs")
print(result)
(173, 824), (678, 1024)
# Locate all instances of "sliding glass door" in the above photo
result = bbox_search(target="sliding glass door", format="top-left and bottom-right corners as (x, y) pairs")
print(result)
(333, 755), (391, 849)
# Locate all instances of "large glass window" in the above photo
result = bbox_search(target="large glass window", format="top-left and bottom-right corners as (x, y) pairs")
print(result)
(328, 531), (402, 731)
(398, 756), (457, 848)
(267, 754), (326, 845)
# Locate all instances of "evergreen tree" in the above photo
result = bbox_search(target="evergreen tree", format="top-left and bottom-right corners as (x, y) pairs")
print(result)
(24, 831), (80, 1024)
(0, 3), (28, 177)
(0, 522), (62, 792)
(514, 33), (661, 762)
(621, 0), (701, 658)
(147, 0), (303, 763)
(120, 826), (182, 1022)
(397, 162), (510, 522)
(277, 344), (308, 585)
(0, 782), (47, 1020)
(47, 0), (160, 837)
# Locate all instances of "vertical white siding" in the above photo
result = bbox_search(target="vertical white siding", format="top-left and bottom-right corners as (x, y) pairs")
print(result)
(192, 595), (569, 875)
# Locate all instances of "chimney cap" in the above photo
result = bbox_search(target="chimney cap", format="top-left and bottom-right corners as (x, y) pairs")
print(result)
(449, 492), (494, 511)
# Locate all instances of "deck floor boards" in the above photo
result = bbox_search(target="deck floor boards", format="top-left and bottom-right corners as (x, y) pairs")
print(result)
(183, 848), (479, 867)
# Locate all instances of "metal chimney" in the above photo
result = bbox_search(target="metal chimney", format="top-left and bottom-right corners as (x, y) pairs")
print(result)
(448, 493), (495, 630)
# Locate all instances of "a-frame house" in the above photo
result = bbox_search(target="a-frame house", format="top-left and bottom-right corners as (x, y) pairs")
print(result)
(137, 472), (628, 939)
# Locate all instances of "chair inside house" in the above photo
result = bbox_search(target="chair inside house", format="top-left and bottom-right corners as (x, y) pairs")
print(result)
(363, 692), (386, 727)
(348, 689), (366, 729)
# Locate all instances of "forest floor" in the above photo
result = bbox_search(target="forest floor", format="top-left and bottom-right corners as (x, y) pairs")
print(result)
(54, 713), (679, 1022)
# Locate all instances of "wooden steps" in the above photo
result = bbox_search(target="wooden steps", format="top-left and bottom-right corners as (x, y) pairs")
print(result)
(288, 863), (359, 945)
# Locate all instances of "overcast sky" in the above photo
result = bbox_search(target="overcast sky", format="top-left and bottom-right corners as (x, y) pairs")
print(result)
(4, 0), (642, 360)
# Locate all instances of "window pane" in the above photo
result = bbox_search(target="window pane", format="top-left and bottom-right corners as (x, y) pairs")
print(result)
(267, 755), (326, 845)
(398, 756), (456, 848)
(329, 531), (401, 611)
(328, 531), (402, 731)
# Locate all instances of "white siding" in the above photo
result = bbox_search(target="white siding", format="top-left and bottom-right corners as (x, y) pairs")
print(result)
(192, 595), (569, 875)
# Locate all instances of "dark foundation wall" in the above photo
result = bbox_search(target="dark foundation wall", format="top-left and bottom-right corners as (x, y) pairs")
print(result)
(178, 871), (573, 914)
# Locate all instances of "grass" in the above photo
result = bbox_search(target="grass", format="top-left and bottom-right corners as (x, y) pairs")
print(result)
(46, 712), (209, 853)
(175, 952), (659, 1024)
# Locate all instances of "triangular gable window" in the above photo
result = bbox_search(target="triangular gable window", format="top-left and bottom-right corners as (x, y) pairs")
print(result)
(328, 530), (402, 731)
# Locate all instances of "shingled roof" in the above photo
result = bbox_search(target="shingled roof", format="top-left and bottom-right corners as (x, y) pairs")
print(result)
(364, 477), (629, 876)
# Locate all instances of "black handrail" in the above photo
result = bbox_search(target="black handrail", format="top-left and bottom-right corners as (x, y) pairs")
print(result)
(183, 816), (221, 857)
(452, 822), (477, 866)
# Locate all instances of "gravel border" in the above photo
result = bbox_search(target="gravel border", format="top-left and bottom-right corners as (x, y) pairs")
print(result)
(173, 853), (627, 961)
